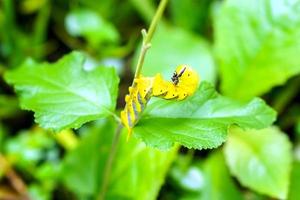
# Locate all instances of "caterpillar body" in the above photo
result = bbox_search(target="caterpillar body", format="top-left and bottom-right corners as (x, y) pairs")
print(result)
(121, 65), (199, 139)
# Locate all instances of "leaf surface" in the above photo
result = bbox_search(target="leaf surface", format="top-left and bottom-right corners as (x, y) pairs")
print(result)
(214, 0), (300, 99)
(5, 51), (119, 131)
(224, 126), (292, 199)
(134, 82), (276, 150)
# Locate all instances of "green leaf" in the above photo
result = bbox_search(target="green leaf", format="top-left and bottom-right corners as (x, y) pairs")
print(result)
(201, 151), (243, 200)
(288, 161), (300, 200)
(224, 126), (292, 199)
(133, 26), (217, 84)
(169, 155), (205, 193)
(214, 0), (300, 99)
(167, 151), (242, 200)
(5, 51), (119, 131)
(108, 133), (178, 200)
(134, 82), (276, 150)
(61, 119), (178, 199)
(61, 119), (114, 196)
(65, 9), (120, 46)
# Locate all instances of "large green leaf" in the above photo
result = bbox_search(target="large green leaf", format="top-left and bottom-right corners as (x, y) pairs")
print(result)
(5, 51), (119, 131)
(214, 0), (300, 99)
(134, 82), (276, 150)
(224, 126), (292, 199)
(61, 119), (178, 200)
(133, 26), (217, 84)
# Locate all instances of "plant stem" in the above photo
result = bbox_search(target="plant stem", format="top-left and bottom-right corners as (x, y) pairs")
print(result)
(133, 0), (169, 79)
(98, 1), (169, 199)
(98, 123), (122, 200)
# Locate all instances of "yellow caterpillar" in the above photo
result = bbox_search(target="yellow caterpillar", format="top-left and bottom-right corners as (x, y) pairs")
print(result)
(121, 65), (200, 139)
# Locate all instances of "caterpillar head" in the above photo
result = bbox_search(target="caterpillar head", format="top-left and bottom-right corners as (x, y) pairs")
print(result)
(172, 65), (200, 98)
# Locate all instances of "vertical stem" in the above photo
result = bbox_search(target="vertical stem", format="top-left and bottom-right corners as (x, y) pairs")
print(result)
(98, 0), (169, 199)
(133, 0), (169, 79)
(98, 124), (122, 200)
(144, 0), (168, 44)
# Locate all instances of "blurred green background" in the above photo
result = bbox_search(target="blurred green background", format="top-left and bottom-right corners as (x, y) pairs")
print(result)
(1, 0), (300, 199)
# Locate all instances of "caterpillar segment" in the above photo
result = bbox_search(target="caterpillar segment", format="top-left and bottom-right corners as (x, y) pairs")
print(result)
(152, 74), (170, 97)
(121, 65), (200, 139)
(170, 65), (199, 100)
(120, 77), (154, 140)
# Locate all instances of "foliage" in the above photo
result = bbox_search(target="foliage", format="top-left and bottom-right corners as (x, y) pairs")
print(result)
(214, 0), (300, 99)
(135, 82), (275, 149)
(289, 161), (300, 200)
(61, 119), (177, 199)
(0, 0), (299, 199)
(5, 52), (119, 131)
(224, 127), (292, 198)
(5, 51), (275, 151)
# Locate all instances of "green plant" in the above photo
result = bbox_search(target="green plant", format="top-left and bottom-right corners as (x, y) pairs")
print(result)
(1, 0), (299, 199)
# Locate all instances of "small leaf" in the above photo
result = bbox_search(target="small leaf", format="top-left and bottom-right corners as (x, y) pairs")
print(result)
(224, 126), (292, 199)
(170, 160), (205, 192)
(214, 0), (300, 99)
(168, 151), (243, 200)
(5, 51), (119, 131)
(65, 9), (120, 46)
(134, 82), (276, 150)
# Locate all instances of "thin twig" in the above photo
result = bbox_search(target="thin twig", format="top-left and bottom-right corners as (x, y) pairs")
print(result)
(98, 123), (122, 200)
(97, 0), (169, 199)
(133, 0), (169, 79)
